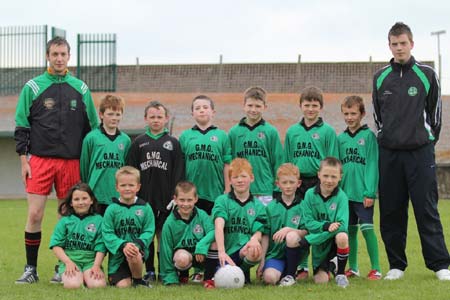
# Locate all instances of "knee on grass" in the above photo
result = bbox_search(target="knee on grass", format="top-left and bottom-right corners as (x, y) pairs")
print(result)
(173, 249), (193, 270)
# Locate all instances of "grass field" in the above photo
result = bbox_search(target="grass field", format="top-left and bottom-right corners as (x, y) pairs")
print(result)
(0, 199), (449, 300)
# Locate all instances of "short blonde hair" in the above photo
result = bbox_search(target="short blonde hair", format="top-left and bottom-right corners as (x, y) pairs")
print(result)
(115, 166), (140, 183)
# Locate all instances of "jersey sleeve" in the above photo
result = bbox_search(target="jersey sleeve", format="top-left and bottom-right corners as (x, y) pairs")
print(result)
(269, 128), (284, 180)
(135, 204), (156, 252)
(211, 195), (229, 222)
(102, 206), (127, 255)
(80, 133), (93, 182)
(82, 88), (99, 130)
(49, 218), (67, 249)
(426, 71), (442, 142)
(301, 193), (327, 234)
(194, 212), (215, 255)
(159, 220), (178, 285)
(363, 132), (379, 199)
(126, 139), (140, 168)
(284, 129), (293, 163)
(222, 131), (232, 164)
(252, 202), (268, 234)
(14, 84), (34, 155)
(93, 218), (107, 253)
(326, 128), (339, 158)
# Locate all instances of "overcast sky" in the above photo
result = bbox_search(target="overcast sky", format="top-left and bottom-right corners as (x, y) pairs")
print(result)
(2, 0), (450, 93)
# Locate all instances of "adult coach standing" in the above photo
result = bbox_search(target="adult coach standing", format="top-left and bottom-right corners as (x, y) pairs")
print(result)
(373, 22), (450, 280)
(14, 37), (98, 284)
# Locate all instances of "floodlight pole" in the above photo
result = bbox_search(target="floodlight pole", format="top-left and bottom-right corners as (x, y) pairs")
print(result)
(431, 30), (446, 81)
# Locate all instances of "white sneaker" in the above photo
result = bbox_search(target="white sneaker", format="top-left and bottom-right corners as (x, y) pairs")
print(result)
(335, 274), (349, 288)
(435, 269), (450, 281)
(279, 275), (296, 287)
(384, 269), (404, 280)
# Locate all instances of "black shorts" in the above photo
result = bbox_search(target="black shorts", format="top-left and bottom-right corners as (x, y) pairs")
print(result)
(196, 198), (214, 215)
(313, 242), (337, 275)
(348, 201), (374, 225)
(109, 260), (132, 285)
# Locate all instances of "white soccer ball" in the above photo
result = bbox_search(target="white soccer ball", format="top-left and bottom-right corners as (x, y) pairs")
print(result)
(214, 265), (245, 288)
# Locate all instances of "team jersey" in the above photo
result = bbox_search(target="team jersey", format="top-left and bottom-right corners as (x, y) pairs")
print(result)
(49, 213), (106, 268)
(228, 118), (283, 195)
(284, 118), (339, 177)
(212, 192), (267, 255)
(301, 185), (349, 268)
(127, 128), (184, 211)
(102, 197), (155, 275)
(15, 70), (98, 158)
(159, 207), (215, 285)
(179, 125), (232, 202)
(264, 195), (304, 260)
(80, 127), (131, 205)
(338, 125), (379, 202)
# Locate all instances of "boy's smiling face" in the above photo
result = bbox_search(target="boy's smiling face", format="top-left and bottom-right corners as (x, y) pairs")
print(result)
(244, 97), (266, 125)
(318, 165), (341, 196)
(300, 100), (321, 124)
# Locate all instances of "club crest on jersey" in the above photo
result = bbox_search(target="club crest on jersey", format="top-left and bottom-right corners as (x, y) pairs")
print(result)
(43, 98), (56, 109)
(408, 86), (418, 96)
(258, 132), (265, 139)
(247, 208), (255, 216)
(163, 141), (173, 151)
(135, 209), (144, 217)
(85, 223), (97, 233)
(118, 143), (125, 150)
(291, 215), (301, 225)
(312, 133), (320, 140)
(70, 99), (77, 110)
(358, 138), (365, 146)
(210, 135), (218, 142)
(329, 203), (337, 211)
(193, 224), (204, 234)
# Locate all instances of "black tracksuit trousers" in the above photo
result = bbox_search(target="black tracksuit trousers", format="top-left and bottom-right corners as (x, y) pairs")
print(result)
(378, 143), (450, 272)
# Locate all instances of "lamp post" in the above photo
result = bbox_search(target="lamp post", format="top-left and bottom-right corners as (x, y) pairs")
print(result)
(431, 30), (446, 81)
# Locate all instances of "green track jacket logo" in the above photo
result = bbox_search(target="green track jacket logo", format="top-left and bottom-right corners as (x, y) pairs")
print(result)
(408, 86), (418, 96)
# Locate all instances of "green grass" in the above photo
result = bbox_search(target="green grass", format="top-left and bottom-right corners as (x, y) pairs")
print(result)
(1, 199), (449, 300)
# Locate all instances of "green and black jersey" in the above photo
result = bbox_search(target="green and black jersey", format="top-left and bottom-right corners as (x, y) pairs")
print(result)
(15, 70), (98, 158)
(373, 56), (442, 149)
(264, 195), (304, 260)
(338, 125), (378, 202)
(49, 213), (105, 268)
(212, 192), (267, 255)
(228, 118), (283, 195)
(284, 118), (339, 177)
(302, 185), (349, 268)
(160, 207), (215, 285)
(127, 128), (184, 211)
(80, 127), (131, 205)
(102, 197), (155, 274)
(179, 125), (232, 202)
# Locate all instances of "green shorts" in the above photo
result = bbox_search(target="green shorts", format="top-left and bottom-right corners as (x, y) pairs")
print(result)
(58, 250), (99, 274)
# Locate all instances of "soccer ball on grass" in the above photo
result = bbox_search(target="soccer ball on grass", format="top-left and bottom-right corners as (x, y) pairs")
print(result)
(214, 265), (245, 288)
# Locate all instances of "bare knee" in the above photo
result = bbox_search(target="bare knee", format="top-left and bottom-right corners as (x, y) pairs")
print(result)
(335, 232), (349, 248)
(263, 268), (281, 285)
(314, 270), (329, 284)
(115, 278), (132, 288)
(173, 249), (192, 270)
(285, 231), (301, 248)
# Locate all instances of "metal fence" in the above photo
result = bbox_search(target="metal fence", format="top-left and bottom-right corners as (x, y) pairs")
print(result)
(0, 25), (48, 95)
(77, 33), (117, 92)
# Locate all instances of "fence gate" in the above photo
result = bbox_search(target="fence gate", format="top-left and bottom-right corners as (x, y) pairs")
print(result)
(77, 33), (117, 92)
(0, 25), (66, 96)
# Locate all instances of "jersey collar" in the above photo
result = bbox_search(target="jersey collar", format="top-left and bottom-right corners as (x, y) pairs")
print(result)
(229, 189), (254, 206)
(145, 127), (168, 140)
(192, 125), (217, 135)
(313, 184), (339, 202)
(238, 117), (266, 130)
(344, 124), (368, 137)
(300, 117), (324, 130)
